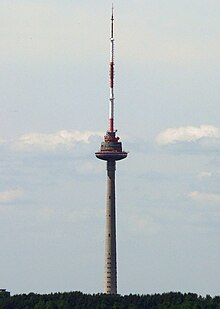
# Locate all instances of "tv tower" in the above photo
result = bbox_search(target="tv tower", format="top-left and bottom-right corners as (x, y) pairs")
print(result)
(95, 7), (127, 295)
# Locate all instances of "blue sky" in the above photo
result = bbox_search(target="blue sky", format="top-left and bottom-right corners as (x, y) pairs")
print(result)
(0, 0), (220, 296)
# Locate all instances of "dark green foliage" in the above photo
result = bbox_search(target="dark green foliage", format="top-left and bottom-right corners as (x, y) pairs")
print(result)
(0, 291), (220, 309)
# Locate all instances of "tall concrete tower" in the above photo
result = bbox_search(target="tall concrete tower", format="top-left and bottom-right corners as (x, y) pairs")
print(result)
(95, 8), (127, 295)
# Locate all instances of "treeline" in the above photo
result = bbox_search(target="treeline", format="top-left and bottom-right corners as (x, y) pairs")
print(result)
(0, 291), (220, 309)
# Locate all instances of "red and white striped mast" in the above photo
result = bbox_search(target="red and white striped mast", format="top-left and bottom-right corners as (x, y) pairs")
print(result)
(109, 5), (115, 133)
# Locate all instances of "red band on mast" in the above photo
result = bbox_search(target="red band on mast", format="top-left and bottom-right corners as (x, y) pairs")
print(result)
(109, 118), (114, 132)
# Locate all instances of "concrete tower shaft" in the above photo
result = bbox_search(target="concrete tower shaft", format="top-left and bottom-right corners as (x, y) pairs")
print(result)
(105, 160), (117, 294)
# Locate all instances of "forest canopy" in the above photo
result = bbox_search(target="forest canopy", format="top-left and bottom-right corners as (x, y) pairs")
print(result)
(0, 291), (220, 309)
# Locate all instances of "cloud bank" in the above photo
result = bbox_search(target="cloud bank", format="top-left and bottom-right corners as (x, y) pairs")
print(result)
(0, 189), (24, 204)
(14, 130), (102, 151)
(0, 137), (5, 144)
(156, 125), (220, 145)
(198, 171), (212, 179)
(189, 191), (220, 203)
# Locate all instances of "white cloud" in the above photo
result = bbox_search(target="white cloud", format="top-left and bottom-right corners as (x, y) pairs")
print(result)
(156, 125), (220, 145)
(16, 130), (102, 151)
(124, 212), (160, 236)
(198, 171), (212, 179)
(0, 189), (24, 204)
(189, 191), (220, 203)
(0, 137), (6, 144)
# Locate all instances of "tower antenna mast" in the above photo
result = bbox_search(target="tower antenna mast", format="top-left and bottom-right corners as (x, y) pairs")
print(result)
(109, 4), (115, 133)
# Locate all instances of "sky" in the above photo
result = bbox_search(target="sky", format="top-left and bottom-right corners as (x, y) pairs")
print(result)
(0, 0), (220, 297)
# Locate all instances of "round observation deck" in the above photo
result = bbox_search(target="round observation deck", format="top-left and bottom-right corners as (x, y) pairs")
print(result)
(95, 131), (127, 161)
(95, 151), (127, 161)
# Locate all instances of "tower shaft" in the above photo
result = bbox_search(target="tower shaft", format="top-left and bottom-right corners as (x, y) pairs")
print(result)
(104, 160), (117, 294)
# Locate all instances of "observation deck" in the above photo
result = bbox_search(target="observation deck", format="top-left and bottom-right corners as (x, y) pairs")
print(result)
(95, 131), (127, 161)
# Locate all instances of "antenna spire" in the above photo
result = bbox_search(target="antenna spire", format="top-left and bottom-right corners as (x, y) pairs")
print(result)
(111, 4), (114, 38)
(109, 5), (115, 132)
